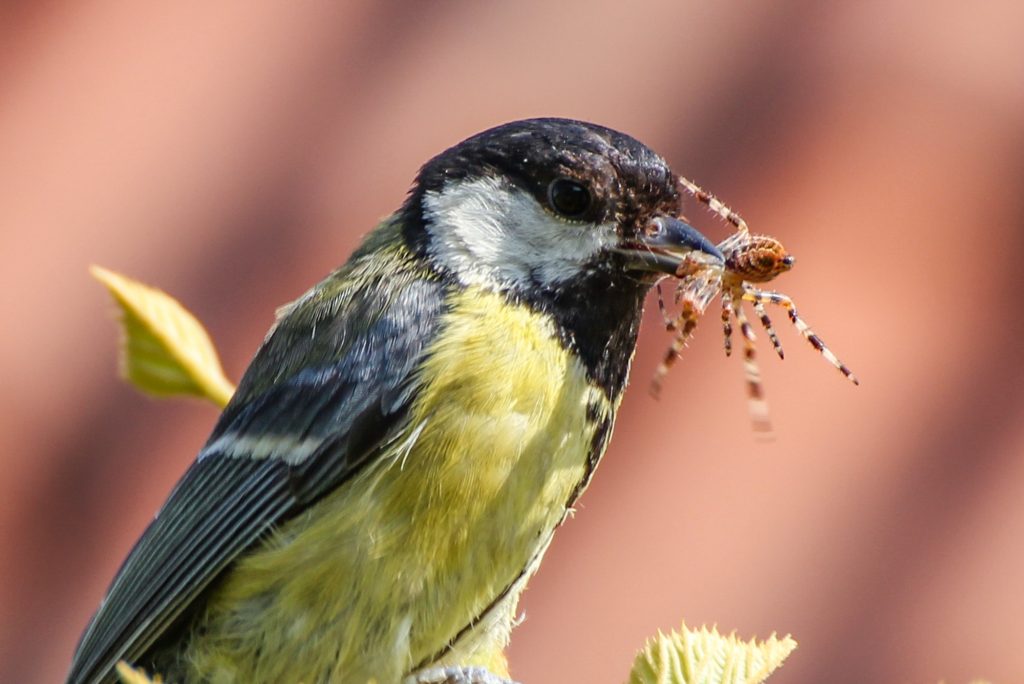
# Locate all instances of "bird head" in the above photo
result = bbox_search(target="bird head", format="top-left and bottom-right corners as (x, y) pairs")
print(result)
(403, 118), (723, 297)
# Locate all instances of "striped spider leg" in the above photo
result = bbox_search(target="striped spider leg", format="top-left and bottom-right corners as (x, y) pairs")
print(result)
(677, 175), (750, 236)
(717, 232), (799, 433)
(737, 281), (860, 385)
(653, 177), (859, 431)
(651, 253), (723, 397)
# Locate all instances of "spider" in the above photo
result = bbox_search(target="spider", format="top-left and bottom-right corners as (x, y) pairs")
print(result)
(652, 176), (858, 433)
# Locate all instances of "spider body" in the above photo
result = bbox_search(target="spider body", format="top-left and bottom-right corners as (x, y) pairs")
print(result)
(653, 178), (858, 432)
(722, 233), (795, 283)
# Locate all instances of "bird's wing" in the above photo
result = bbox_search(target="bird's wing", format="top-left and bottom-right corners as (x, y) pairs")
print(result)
(68, 251), (449, 684)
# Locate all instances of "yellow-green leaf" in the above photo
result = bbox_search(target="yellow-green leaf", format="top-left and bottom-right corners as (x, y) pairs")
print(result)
(629, 622), (796, 684)
(91, 266), (235, 407)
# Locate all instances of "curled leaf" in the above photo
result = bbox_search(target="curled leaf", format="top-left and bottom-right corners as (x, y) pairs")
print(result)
(91, 266), (235, 407)
(629, 622), (796, 684)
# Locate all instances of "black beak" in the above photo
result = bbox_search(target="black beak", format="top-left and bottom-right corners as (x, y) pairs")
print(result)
(615, 216), (724, 275)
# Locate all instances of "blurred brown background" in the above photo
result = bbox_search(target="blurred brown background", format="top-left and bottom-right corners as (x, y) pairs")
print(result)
(2, 2), (1022, 682)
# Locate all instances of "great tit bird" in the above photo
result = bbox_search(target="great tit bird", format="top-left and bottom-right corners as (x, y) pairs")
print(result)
(68, 118), (723, 684)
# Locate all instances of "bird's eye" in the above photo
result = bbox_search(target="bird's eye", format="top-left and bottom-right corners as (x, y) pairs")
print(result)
(547, 178), (591, 218)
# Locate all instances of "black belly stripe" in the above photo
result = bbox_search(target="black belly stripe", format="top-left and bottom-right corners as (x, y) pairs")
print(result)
(565, 406), (614, 509)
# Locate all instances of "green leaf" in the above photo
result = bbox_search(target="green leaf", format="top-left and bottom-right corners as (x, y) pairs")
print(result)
(629, 622), (796, 684)
(91, 266), (235, 407)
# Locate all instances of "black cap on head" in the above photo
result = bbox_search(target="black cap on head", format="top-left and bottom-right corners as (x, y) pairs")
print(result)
(406, 118), (682, 235)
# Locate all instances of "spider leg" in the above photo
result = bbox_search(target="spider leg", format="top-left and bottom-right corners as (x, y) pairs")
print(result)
(678, 176), (750, 236)
(720, 289), (734, 357)
(748, 290), (859, 385)
(734, 291), (757, 344)
(656, 282), (677, 330)
(744, 286), (785, 360)
(730, 290), (772, 433)
(651, 297), (702, 398)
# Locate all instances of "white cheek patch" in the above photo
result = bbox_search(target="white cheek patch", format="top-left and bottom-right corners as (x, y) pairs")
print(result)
(422, 176), (617, 289)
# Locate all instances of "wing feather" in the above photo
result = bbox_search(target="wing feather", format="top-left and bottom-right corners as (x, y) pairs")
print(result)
(68, 250), (448, 684)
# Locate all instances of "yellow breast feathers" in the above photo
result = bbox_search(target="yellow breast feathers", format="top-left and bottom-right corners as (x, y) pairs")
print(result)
(187, 286), (613, 683)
